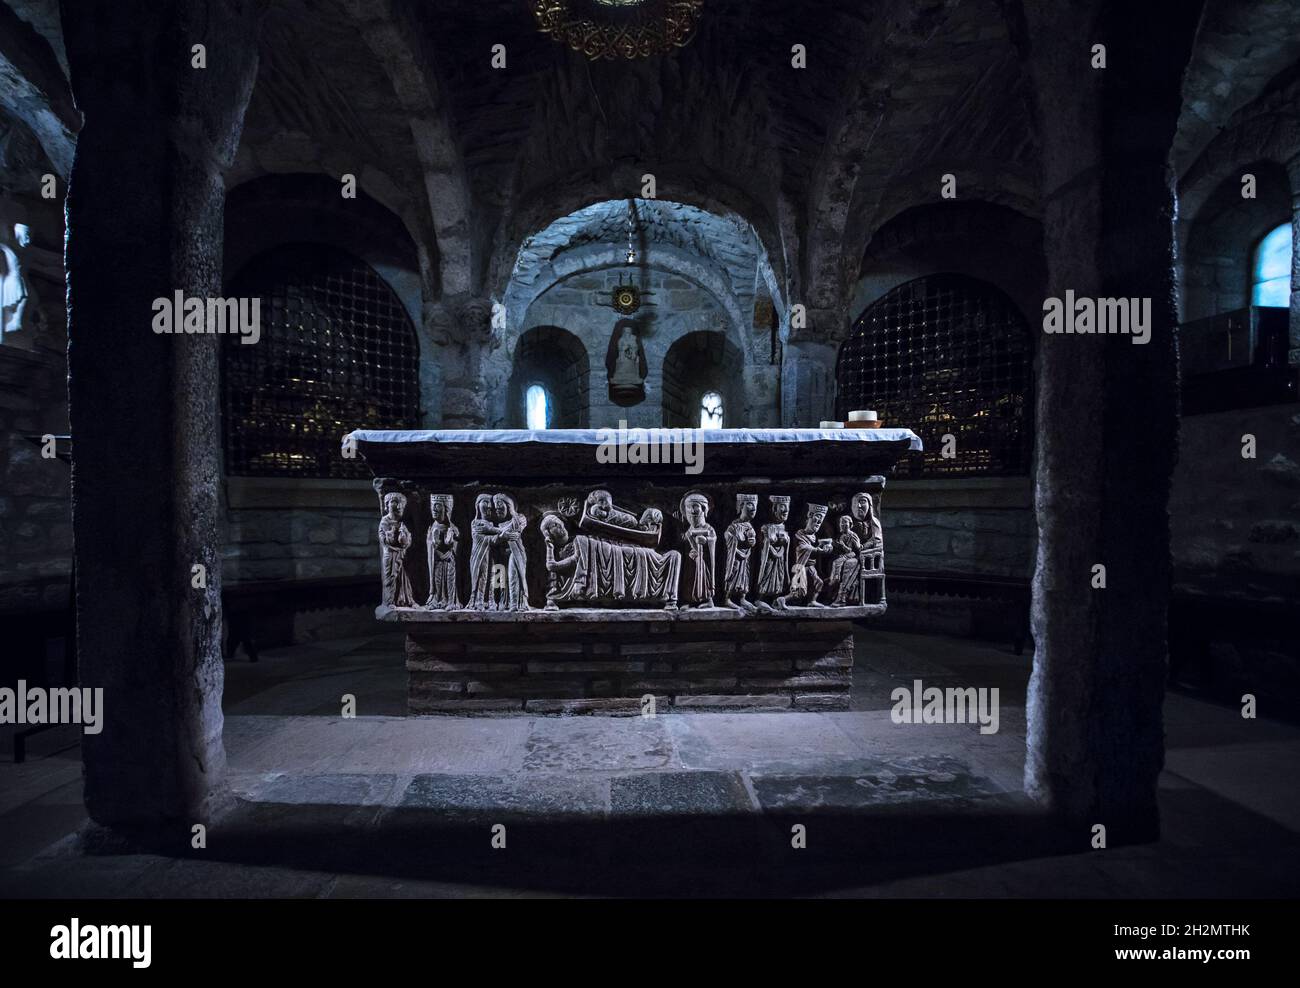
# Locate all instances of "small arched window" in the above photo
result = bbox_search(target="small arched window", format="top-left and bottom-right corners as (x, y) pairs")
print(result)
(526, 384), (550, 430)
(700, 390), (724, 429)
(1252, 223), (1292, 307)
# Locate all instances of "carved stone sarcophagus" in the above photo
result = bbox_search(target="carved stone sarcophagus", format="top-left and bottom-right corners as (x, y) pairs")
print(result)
(348, 427), (921, 714)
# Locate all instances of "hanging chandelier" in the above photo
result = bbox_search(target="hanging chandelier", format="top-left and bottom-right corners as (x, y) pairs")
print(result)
(532, 0), (705, 61)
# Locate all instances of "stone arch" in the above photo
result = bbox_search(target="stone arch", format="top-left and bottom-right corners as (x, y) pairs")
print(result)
(225, 173), (441, 425)
(662, 330), (744, 428)
(836, 272), (1035, 478)
(848, 201), (1046, 345)
(488, 175), (787, 306)
(221, 241), (422, 478)
(505, 325), (590, 429)
(508, 243), (752, 366)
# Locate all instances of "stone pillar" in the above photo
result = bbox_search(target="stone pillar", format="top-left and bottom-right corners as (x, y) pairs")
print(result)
(436, 296), (505, 428)
(780, 340), (836, 427)
(1285, 153), (1300, 366)
(1016, 0), (1204, 840)
(62, 0), (260, 833)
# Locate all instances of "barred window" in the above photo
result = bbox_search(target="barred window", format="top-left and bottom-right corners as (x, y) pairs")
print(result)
(222, 243), (420, 478)
(836, 273), (1032, 477)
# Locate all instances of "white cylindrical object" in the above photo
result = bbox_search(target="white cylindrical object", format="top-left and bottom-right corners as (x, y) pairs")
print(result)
(847, 409), (877, 422)
(818, 420), (845, 429)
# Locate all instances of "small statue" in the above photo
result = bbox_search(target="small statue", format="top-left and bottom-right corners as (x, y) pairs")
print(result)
(425, 494), (460, 609)
(778, 503), (833, 609)
(827, 514), (863, 605)
(494, 492), (530, 611)
(467, 492), (502, 610)
(680, 491), (717, 608)
(755, 495), (791, 613)
(723, 494), (758, 612)
(545, 494), (679, 608)
(378, 491), (415, 608)
(0, 223), (40, 347)
(605, 318), (647, 405)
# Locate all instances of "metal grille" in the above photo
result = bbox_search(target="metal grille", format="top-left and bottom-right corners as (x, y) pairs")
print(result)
(222, 244), (420, 478)
(836, 274), (1032, 477)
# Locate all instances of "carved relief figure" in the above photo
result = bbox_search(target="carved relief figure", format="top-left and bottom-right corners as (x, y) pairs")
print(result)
(494, 493), (530, 611)
(723, 494), (758, 612)
(378, 492), (415, 608)
(424, 494), (460, 609)
(468, 493), (502, 610)
(827, 514), (863, 605)
(755, 495), (791, 612)
(681, 491), (717, 608)
(545, 492), (680, 608)
(778, 503), (832, 609)
(849, 490), (885, 603)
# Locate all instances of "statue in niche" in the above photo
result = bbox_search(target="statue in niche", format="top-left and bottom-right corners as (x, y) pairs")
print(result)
(378, 492), (415, 608)
(494, 492), (530, 611)
(827, 514), (864, 605)
(754, 495), (792, 613)
(468, 493), (502, 610)
(424, 494), (460, 609)
(680, 491), (718, 608)
(0, 223), (41, 347)
(778, 503), (833, 609)
(605, 318), (647, 405)
(723, 494), (758, 612)
(541, 491), (680, 609)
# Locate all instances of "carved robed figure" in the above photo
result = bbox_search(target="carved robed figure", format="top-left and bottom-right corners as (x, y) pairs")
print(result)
(378, 491), (415, 608)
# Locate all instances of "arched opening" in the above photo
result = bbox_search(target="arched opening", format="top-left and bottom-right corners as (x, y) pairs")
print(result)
(507, 326), (590, 428)
(662, 330), (742, 428)
(836, 273), (1033, 477)
(221, 243), (421, 478)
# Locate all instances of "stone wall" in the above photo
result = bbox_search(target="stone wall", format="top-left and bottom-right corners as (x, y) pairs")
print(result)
(220, 478), (380, 642)
(406, 620), (855, 715)
(516, 267), (778, 429)
(1171, 404), (1300, 601)
(0, 345), (70, 611)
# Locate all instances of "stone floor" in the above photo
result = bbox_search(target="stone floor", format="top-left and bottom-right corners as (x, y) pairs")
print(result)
(1, 629), (1297, 897)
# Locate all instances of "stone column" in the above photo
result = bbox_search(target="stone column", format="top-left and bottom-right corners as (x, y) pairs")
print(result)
(1285, 153), (1300, 365)
(62, 0), (260, 834)
(1016, 0), (1204, 840)
(780, 340), (836, 427)
(436, 296), (506, 428)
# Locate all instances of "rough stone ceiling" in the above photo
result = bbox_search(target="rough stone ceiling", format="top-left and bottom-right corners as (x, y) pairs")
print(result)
(508, 198), (763, 297)
(1173, 0), (1300, 179)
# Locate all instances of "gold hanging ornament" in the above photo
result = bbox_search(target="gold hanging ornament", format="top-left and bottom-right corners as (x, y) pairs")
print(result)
(532, 0), (705, 60)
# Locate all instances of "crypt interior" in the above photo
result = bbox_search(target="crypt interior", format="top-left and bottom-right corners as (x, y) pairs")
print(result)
(0, 0), (1298, 898)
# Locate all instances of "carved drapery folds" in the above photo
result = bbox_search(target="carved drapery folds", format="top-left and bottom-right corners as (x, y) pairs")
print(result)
(372, 480), (888, 617)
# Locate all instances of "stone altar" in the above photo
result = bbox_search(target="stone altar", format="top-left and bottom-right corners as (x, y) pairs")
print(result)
(348, 427), (921, 714)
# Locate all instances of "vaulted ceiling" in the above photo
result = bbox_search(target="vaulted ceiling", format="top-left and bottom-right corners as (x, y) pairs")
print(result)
(3, 0), (1299, 330)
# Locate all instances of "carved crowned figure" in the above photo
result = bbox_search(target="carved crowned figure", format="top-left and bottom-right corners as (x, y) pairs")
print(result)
(778, 502), (833, 609)
(425, 494), (460, 609)
(755, 495), (792, 611)
(378, 491), (415, 608)
(723, 494), (759, 612)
